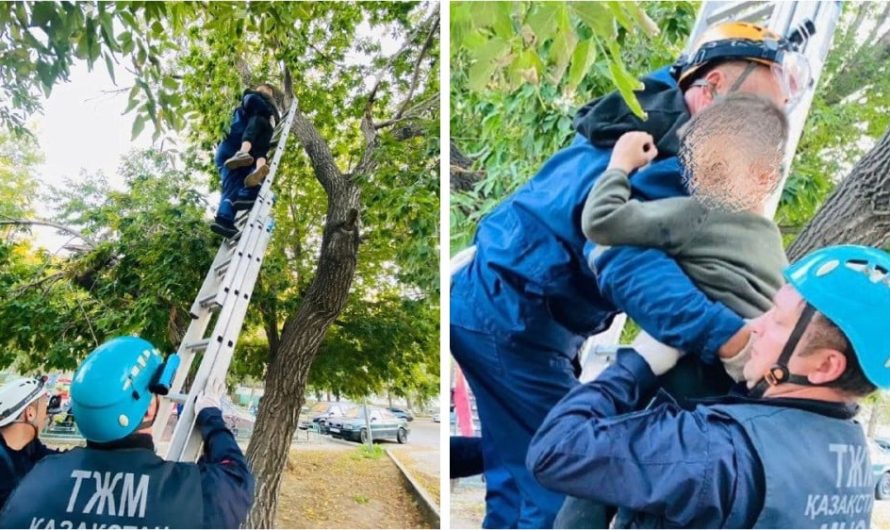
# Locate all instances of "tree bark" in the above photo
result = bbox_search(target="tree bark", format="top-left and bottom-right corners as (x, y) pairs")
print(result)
(787, 126), (890, 261)
(451, 140), (484, 192)
(868, 399), (882, 438)
(242, 12), (436, 525)
(244, 100), (362, 527)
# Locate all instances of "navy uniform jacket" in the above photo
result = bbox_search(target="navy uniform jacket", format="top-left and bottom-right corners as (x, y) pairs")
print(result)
(527, 350), (868, 528)
(0, 435), (60, 510)
(451, 67), (743, 362)
(220, 90), (280, 156)
(0, 407), (254, 529)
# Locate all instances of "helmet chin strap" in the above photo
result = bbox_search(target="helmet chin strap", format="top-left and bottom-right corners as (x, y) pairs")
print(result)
(750, 303), (821, 398)
(691, 61), (758, 103)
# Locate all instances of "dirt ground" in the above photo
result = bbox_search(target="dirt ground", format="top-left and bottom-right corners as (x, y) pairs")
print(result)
(389, 446), (440, 506)
(874, 501), (890, 528)
(275, 447), (432, 529)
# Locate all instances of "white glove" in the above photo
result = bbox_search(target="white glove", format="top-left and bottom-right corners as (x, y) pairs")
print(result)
(722, 327), (755, 384)
(633, 330), (683, 376)
(195, 380), (225, 414)
(450, 246), (476, 275)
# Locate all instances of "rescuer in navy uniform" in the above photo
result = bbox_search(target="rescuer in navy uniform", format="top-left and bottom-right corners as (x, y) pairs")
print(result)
(0, 336), (254, 529)
(528, 245), (887, 528)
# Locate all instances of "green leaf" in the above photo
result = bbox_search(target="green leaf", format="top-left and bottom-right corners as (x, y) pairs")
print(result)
(103, 52), (116, 85)
(467, 37), (511, 92)
(547, 6), (577, 85)
(606, 43), (646, 119)
(570, 2), (614, 39)
(525, 3), (560, 44)
(475, 2), (514, 39)
(131, 115), (146, 140)
(566, 38), (597, 92)
(604, 2), (633, 33)
(507, 48), (544, 88)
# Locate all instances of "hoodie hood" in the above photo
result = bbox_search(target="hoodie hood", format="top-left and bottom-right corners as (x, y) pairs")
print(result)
(574, 67), (690, 158)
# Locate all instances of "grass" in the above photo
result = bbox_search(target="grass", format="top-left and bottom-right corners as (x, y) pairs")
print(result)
(352, 444), (385, 460)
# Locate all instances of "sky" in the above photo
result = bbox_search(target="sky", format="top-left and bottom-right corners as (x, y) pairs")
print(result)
(29, 60), (156, 252)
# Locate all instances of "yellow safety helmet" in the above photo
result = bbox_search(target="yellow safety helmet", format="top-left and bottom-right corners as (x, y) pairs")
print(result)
(673, 22), (783, 85)
(670, 20), (815, 108)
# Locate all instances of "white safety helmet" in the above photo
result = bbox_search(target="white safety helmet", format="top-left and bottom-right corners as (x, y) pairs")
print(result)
(0, 378), (49, 428)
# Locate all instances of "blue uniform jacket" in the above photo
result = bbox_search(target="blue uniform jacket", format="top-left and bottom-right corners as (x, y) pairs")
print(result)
(451, 67), (742, 360)
(196, 407), (255, 528)
(526, 350), (860, 527)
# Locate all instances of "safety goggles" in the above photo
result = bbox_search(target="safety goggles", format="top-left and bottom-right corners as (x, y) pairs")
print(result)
(770, 50), (811, 111)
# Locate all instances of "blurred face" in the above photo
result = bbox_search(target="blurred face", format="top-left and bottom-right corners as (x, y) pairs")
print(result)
(743, 284), (806, 384)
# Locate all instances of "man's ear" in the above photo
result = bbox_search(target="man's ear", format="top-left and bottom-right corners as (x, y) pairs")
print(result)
(806, 348), (847, 386)
(143, 395), (159, 423)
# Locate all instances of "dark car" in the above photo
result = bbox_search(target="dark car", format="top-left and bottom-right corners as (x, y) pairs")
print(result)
(328, 406), (409, 444)
(387, 407), (414, 422)
(298, 402), (351, 433)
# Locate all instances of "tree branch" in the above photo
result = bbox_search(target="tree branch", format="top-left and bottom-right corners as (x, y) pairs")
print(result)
(12, 271), (66, 295)
(0, 219), (97, 248)
(390, 13), (439, 123)
(374, 96), (437, 130)
(352, 9), (439, 177)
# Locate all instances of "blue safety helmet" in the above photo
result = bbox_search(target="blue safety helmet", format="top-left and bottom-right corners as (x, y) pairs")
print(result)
(784, 245), (890, 390)
(71, 336), (165, 443)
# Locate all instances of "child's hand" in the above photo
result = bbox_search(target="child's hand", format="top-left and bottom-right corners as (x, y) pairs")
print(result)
(608, 132), (658, 174)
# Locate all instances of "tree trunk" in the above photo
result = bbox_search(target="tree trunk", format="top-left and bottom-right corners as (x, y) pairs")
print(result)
(787, 126), (890, 261)
(450, 140), (483, 192)
(868, 400), (882, 438)
(245, 102), (362, 528)
(388, 391), (393, 408)
(325, 391), (330, 402)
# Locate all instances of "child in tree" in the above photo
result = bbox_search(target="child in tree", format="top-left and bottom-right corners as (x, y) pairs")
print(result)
(211, 83), (281, 238)
(582, 93), (789, 384)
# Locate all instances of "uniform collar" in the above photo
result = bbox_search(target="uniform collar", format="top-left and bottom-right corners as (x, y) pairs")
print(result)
(86, 433), (155, 451)
(696, 383), (859, 420)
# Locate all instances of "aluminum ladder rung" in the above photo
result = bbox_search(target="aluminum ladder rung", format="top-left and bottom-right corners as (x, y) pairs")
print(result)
(214, 258), (233, 277)
(183, 338), (211, 353)
(197, 292), (221, 309)
(164, 392), (190, 403)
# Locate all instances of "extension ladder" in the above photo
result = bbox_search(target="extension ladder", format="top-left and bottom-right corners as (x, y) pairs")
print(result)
(152, 97), (298, 461)
(577, 0), (843, 381)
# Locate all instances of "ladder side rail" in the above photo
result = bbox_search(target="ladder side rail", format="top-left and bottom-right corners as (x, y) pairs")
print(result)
(152, 243), (242, 441)
(165, 100), (297, 460)
(177, 217), (276, 461)
(765, 0), (841, 216)
(165, 203), (276, 459)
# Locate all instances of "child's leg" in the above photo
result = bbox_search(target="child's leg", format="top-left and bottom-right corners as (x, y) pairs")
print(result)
(244, 115), (274, 187)
(244, 116), (273, 162)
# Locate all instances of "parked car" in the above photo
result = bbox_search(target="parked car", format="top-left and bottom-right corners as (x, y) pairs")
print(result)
(387, 406), (414, 422)
(298, 402), (351, 433)
(328, 406), (409, 444)
(432, 413), (441, 423)
(869, 438), (890, 499)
